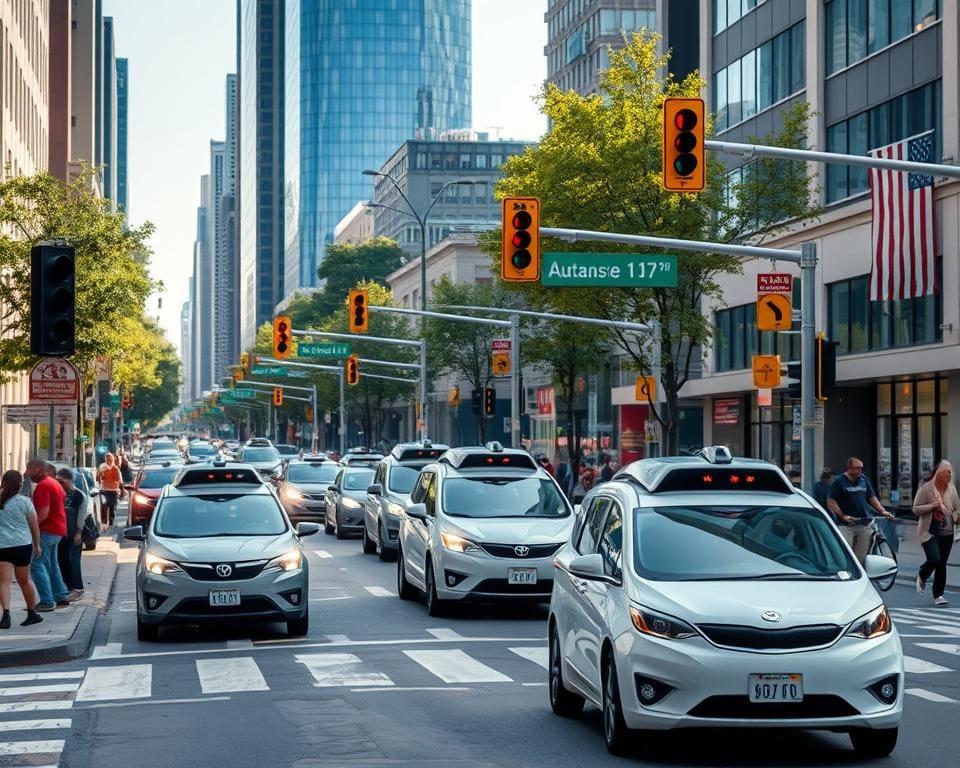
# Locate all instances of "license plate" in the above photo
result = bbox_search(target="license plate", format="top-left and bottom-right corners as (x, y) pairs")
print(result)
(208, 589), (241, 607)
(508, 568), (538, 585)
(748, 673), (803, 703)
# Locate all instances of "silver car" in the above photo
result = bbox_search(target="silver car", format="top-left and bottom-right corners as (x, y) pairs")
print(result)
(124, 468), (318, 641)
(325, 465), (376, 539)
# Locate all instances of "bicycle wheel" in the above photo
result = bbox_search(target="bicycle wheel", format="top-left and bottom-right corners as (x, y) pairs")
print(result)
(872, 536), (898, 592)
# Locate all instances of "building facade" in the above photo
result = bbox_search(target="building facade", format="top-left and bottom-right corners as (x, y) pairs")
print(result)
(116, 56), (127, 213)
(181, 291), (193, 405)
(101, 15), (117, 206)
(284, 0), (472, 298)
(192, 176), (213, 396)
(333, 202), (374, 245)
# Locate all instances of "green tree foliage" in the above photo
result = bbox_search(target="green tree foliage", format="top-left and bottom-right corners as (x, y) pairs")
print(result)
(491, 32), (820, 453)
(126, 342), (182, 429)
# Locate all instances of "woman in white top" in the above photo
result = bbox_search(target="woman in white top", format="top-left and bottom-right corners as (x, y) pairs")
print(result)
(0, 470), (43, 627)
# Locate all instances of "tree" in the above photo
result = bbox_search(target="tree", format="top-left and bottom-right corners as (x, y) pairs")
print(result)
(492, 32), (820, 454)
(126, 346), (182, 429)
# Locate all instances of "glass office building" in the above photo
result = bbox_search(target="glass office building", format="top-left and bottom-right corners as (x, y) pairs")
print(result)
(285, 0), (472, 294)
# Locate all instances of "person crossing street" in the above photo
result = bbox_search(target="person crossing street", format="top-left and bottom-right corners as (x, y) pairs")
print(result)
(912, 459), (959, 606)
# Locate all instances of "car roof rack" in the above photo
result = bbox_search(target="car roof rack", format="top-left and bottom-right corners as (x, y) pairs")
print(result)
(439, 445), (537, 471)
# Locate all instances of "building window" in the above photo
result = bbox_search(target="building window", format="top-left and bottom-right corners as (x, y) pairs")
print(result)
(714, 0), (767, 35)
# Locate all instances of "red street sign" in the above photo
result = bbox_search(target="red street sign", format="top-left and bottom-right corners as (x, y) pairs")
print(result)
(757, 273), (793, 295)
(491, 339), (511, 351)
(29, 358), (79, 403)
(536, 386), (554, 416)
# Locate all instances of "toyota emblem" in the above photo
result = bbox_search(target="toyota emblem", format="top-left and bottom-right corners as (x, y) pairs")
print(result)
(514, 545), (530, 557)
(216, 564), (233, 578)
(761, 610), (782, 623)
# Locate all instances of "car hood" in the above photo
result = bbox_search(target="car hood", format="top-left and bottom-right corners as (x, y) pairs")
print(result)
(246, 460), (281, 471)
(631, 577), (881, 629)
(340, 488), (368, 502)
(290, 483), (332, 494)
(444, 515), (573, 543)
(148, 533), (294, 562)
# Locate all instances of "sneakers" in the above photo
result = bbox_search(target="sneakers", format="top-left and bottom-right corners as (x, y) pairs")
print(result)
(55, 599), (71, 607)
(20, 610), (42, 626)
(917, 575), (926, 594)
(0, 611), (9, 629)
(34, 602), (56, 612)
(934, 596), (949, 606)
(66, 589), (84, 602)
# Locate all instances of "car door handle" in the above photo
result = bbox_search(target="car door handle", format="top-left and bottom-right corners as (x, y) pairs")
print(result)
(571, 578), (588, 593)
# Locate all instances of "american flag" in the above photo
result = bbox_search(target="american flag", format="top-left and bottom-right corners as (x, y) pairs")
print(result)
(868, 132), (936, 301)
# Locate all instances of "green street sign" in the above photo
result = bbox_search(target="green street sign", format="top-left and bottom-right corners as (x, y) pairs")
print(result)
(298, 342), (351, 358)
(233, 389), (256, 399)
(252, 367), (287, 377)
(108, 392), (121, 408)
(541, 253), (679, 288)
(209, 407), (223, 414)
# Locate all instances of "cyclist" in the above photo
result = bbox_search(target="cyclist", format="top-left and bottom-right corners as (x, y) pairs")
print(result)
(826, 456), (896, 565)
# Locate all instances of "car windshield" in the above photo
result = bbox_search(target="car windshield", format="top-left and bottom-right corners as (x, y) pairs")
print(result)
(151, 441), (176, 452)
(188, 444), (217, 456)
(149, 451), (180, 459)
(155, 494), (287, 537)
(138, 468), (180, 489)
(342, 468), (375, 491)
(442, 477), (570, 518)
(388, 465), (421, 494)
(287, 463), (339, 483)
(242, 448), (280, 462)
(276, 445), (299, 456)
(633, 505), (859, 581)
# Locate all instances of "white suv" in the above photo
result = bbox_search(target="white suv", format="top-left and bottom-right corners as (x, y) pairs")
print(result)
(549, 447), (902, 758)
(396, 443), (574, 616)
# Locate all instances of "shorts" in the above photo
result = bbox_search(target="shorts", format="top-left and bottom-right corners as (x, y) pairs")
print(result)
(0, 543), (33, 567)
(100, 491), (118, 510)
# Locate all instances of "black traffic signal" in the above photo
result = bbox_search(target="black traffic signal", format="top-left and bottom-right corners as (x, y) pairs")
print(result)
(483, 387), (496, 416)
(786, 362), (802, 399)
(31, 243), (76, 356)
(273, 316), (292, 359)
(471, 388), (482, 413)
(816, 337), (838, 401)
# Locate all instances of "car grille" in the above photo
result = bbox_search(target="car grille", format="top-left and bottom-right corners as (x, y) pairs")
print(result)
(473, 578), (554, 595)
(303, 493), (326, 502)
(170, 596), (279, 617)
(478, 542), (563, 559)
(180, 561), (268, 581)
(696, 624), (843, 651)
(688, 695), (859, 719)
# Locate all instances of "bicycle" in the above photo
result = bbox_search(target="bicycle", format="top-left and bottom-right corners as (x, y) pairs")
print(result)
(868, 518), (898, 592)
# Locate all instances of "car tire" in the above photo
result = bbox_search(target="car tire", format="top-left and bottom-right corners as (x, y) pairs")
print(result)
(361, 523), (376, 554)
(287, 612), (309, 637)
(425, 561), (448, 617)
(377, 522), (393, 562)
(397, 548), (417, 601)
(335, 511), (346, 540)
(136, 614), (158, 642)
(602, 650), (632, 756)
(549, 623), (584, 717)
(849, 727), (898, 758)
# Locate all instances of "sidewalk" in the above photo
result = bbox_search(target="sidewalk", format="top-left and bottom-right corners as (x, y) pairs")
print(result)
(0, 538), (118, 668)
(886, 517), (960, 592)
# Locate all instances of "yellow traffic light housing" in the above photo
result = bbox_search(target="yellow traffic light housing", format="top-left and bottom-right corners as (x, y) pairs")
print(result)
(501, 197), (540, 282)
(346, 354), (360, 385)
(662, 97), (706, 192)
(273, 387), (283, 406)
(240, 352), (249, 370)
(273, 316), (292, 359)
(348, 289), (369, 333)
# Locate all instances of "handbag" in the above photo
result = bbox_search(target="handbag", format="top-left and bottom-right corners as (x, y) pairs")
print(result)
(81, 515), (99, 547)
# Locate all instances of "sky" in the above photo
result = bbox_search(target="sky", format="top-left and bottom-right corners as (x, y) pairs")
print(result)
(103, 0), (548, 354)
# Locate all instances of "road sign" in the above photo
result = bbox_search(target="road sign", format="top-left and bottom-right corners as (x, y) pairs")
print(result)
(252, 367), (287, 377)
(209, 407), (223, 415)
(298, 342), (352, 358)
(752, 354), (782, 388)
(756, 294), (792, 331)
(491, 339), (511, 377)
(29, 358), (79, 403)
(108, 392), (121, 409)
(232, 389), (255, 399)
(5, 404), (75, 424)
(542, 253), (678, 287)
(757, 273), (793, 295)
(635, 376), (656, 401)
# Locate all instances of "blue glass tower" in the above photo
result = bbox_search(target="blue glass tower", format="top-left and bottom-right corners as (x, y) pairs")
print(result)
(285, 0), (471, 294)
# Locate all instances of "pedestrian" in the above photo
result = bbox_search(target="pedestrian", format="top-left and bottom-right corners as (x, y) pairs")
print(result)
(912, 459), (960, 606)
(826, 456), (897, 564)
(599, 454), (614, 483)
(555, 458), (575, 501)
(97, 452), (122, 529)
(116, 448), (133, 485)
(0, 471), (43, 627)
(813, 467), (834, 507)
(25, 459), (70, 611)
(55, 469), (86, 599)
(536, 454), (555, 477)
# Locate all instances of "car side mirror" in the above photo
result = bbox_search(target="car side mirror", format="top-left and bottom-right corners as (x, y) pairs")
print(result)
(122, 525), (145, 542)
(367, 484), (382, 496)
(405, 502), (428, 521)
(568, 553), (605, 580)
(864, 553), (898, 582)
(296, 522), (320, 538)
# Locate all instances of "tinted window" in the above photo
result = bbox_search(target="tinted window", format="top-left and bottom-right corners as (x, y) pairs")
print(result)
(241, 448), (281, 462)
(633, 505), (858, 581)
(138, 468), (180, 489)
(387, 465), (421, 494)
(442, 477), (571, 518)
(578, 498), (611, 554)
(287, 463), (339, 483)
(342, 468), (375, 491)
(276, 445), (299, 456)
(188, 444), (217, 456)
(155, 494), (287, 537)
(598, 503), (623, 580)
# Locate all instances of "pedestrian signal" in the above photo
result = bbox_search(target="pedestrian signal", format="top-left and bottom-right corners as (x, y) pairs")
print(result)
(816, 336), (838, 401)
(662, 98), (705, 192)
(501, 197), (540, 282)
(346, 355), (360, 385)
(349, 289), (369, 333)
(273, 387), (283, 406)
(273, 316), (292, 359)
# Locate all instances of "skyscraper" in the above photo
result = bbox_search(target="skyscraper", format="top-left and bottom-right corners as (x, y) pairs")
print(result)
(102, 15), (118, 207)
(283, 0), (472, 297)
(116, 57), (128, 214)
(193, 177), (212, 395)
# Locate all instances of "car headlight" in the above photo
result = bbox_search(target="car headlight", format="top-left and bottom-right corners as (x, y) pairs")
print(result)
(266, 550), (302, 572)
(284, 486), (304, 501)
(629, 605), (697, 640)
(440, 532), (482, 553)
(342, 497), (361, 510)
(144, 552), (182, 575)
(133, 492), (151, 505)
(387, 502), (405, 517)
(846, 605), (892, 640)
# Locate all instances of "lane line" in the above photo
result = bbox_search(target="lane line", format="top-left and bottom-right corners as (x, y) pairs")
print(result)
(349, 686), (472, 693)
(312, 551), (333, 559)
(309, 596), (353, 603)
(295, 653), (394, 688)
(0, 741), (65, 756)
(404, 649), (513, 684)
(225, 640), (254, 650)
(325, 634), (351, 643)
(0, 701), (73, 713)
(76, 665), (152, 702)
(0, 719), (71, 732)
(0, 672), (84, 683)
(904, 655), (953, 674)
(364, 586), (393, 597)
(522, 682), (548, 687)
(196, 657), (269, 694)
(426, 628), (463, 641)
(78, 696), (231, 709)
(510, 646), (548, 669)
(0, 684), (79, 697)
(917, 643), (960, 655)
(905, 688), (959, 704)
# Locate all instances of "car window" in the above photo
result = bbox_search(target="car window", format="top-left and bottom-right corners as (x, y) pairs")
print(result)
(138, 468), (180, 489)
(577, 497), (611, 555)
(633, 505), (859, 581)
(423, 473), (437, 516)
(241, 448), (280, 462)
(409, 471), (428, 503)
(154, 494), (287, 537)
(287, 463), (339, 483)
(188, 444), (217, 456)
(341, 468), (375, 491)
(598, 502), (624, 581)
(387, 465), (420, 494)
(441, 477), (571, 518)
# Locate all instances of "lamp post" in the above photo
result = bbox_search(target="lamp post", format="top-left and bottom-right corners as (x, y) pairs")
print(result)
(362, 170), (475, 441)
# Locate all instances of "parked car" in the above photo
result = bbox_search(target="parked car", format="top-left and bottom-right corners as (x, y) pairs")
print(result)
(126, 463), (181, 527)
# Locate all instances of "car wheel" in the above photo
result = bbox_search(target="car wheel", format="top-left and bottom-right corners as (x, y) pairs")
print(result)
(377, 522), (393, 562)
(549, 623), (584, 717)
(849, 727), (898, 758)
(287, 612), (309, 638)
(397, 548), (417, 600)
(361, 523), (376, 554)
(425, 561), (448, 617)
(136, 614), (158, 642)
(335, 510), (346, 540)
(602, 650), (632, 755)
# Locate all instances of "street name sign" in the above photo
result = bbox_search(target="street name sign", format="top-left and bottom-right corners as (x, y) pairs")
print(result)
(252, 367), (287, 377)
(542, 253), (678, 287)
(6, 404), (75, 425)
(232, 389), (256, 399)
(298, 342), (351, 358)
(757, 273), (793, 295)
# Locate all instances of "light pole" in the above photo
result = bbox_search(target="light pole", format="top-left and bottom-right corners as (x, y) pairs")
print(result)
(362, 170), (475, 441)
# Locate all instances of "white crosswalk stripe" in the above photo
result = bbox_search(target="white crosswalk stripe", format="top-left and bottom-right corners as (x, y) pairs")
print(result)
(0, 676), (73, 767)
(0, 740), (65, 756)
(363, 586), (393, 597)
(509, 647), (548, 669)
(0, 684), (79, 698)
(904, 655), (953, 674)
(76, 665), (152, 702)
(906, 688), (959, 704)
(295, 653), (394, 688)
(917, 642), (960, 655)
(313, 550), (333, 559)
(196, 657), (269, 694)
(0, 719), (71, 733)
(404, 649), (513, 683)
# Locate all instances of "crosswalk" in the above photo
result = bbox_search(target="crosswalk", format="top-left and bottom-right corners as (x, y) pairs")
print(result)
(890, 605), (960, 704)
(0, 670), (78, 767)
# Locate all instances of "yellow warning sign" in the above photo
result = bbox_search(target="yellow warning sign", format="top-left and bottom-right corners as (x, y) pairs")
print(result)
(756, 294), (792, 331)
(492, 352), (511, 377)
(752, 354), (782, 388)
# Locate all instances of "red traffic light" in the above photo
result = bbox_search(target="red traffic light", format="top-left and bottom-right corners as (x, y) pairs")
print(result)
(674, 108), (698, 131)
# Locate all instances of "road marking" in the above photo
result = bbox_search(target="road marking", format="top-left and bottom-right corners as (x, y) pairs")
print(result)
(118, 600), (137, 612)
(0, 701), (73, 713)
(0, 741), (65, 755)
(904, 655), (953, 674)
(522, 682), (548, 687)
(91, 643), (123, 659)
(309, 596), (353, 602)
(404, 649), (513, 684)
(426, 628), (463, 640)
(364, 586), (393, 597)
(225, 640), (254, 650)
(296, 653), (394, 688)
(896, 606), (960, 615)
(906, 688), (959, 704)
(899, 625), (960, 637)
(893, 609), (960, 623)
(0, 719), (71, 732)
(0, 683), (79, 697)
(338, 567), (347, 572)
(349, 686), (472, 693)
(196, 657), (269, 694)
(76, 665), (152, 701)
(510, 646), (549, 669)
(313, 550), (333, 559)
(326, 634), (351, 643)
(917, 643), (960, 655)
(78, 696), (231, 709)
(0, 672), (84, 683)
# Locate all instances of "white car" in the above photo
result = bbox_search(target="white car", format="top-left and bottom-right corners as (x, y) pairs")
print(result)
(396, 443), (574, 616)
(548, 446), (902, 758)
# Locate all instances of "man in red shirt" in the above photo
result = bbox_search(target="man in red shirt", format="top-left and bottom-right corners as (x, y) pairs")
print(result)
(26, 460), (70, 611)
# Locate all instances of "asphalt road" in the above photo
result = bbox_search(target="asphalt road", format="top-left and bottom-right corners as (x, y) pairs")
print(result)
(2, 528), (959, 768)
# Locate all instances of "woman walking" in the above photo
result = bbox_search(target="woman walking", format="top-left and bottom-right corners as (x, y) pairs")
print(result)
(97, 453), (122, 529)
(913, 459), (960, 606)
(0, 471), (43, 627)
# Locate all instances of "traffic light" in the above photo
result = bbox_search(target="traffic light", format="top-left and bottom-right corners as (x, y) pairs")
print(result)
(241, 352), (249, 373)
(483, 387), (496, 416)
(471, 388), (482, 413)
(662, 98), (706, 192)
(122, 392), (132, 409)
(346, 354), (360, 385)
(501, 197), (540, 282)
(273, 387), (283, 406)
(349, 289), (369, 333)
(787, 362), (802, 399)
(210, 391), (217, 407)
(30, 243), (76, 356)
(816, 336), (838, 401)
(273, 316), (292, 359)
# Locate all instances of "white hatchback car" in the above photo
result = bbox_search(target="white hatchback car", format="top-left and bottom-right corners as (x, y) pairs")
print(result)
(397, 443), (574, 615)
(549, 447), (902, 758)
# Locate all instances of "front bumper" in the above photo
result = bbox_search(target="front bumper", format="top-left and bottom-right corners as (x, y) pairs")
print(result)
(334, 503), (365, 533)
(611, 627), (903, 732)
(285, 498), (327, 523)
(433, 549), (555, 601)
